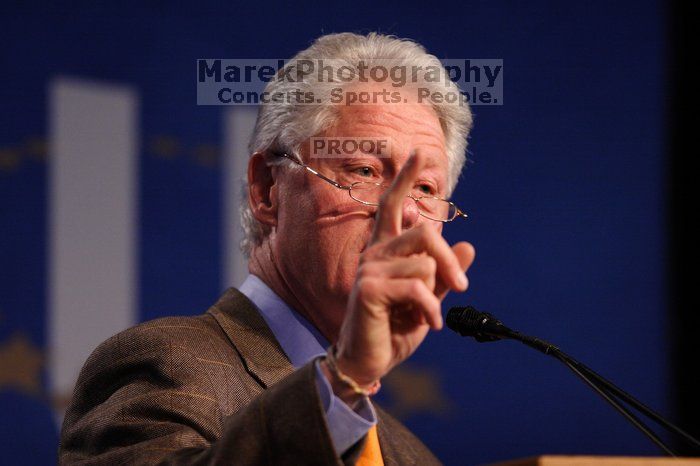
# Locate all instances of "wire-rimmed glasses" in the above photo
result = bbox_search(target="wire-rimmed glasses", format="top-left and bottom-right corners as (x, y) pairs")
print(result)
(274, 152), (468, 222)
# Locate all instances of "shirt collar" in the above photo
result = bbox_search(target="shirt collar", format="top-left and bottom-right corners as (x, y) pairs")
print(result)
(238, 274), (330, 368)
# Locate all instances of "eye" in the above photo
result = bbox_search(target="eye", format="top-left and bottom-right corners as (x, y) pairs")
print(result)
(416, 183), (436, 195)
(353, 166), (376, 178)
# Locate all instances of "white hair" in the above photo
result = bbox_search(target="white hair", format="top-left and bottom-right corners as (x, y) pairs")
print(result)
(240, 32), (473, 256)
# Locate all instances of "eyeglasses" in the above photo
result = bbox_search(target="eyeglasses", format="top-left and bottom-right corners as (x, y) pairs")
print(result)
(274, 152), (468, 222)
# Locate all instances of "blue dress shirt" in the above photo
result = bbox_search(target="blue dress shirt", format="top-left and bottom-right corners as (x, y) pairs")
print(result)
(239, 274), (377, 455)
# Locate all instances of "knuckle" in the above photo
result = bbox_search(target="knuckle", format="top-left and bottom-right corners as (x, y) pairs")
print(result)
(357, 277), (379, 297)
(424, 288), (439, 306)
(408, 279), (426, 296)
(360, 243), (384, 262)
(417, 223), (434, 243)
(416, 222), (431, 235)
(358, 249), (385, 268)
(357, 262), (379, 280)
(358, 250), (371, 265)
(422, 255), (437, 275)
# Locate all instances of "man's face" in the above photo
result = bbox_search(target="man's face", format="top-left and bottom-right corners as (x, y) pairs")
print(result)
(270, 92), (450, 329)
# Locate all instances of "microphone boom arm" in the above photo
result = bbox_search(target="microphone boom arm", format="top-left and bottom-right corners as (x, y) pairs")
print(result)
(446, 305), (700, 456)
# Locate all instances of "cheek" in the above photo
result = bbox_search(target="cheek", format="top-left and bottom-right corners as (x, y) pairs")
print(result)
(280, 213), (370, 294)
(275, 179), (374, 292)
(282, 182), (370, 224)
(307, 217), (370, 270)
(315, 224), (367, 294)
(275, 179), (331, 228)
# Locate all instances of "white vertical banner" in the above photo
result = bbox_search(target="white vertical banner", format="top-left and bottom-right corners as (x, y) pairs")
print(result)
(222, 107), (258, 290)
(48, 78), (139, 421)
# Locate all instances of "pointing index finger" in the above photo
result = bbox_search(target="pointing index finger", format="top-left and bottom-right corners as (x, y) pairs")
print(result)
(371, 151), (426, 243)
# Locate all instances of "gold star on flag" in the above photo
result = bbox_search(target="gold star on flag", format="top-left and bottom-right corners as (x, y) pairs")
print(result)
(0, 332), (44, 397)
(382, 364), (454, 420)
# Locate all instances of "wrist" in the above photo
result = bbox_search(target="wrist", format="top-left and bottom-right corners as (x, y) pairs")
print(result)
(333, 347), (379, 387)
(323, 345), (381, 400)
(319, 358), (366, 409)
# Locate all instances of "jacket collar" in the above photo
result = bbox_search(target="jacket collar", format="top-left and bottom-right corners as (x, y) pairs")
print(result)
(207, 287), (295, 388)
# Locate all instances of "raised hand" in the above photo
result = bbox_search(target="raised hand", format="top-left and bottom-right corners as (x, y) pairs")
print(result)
(327, 151), (475, 394)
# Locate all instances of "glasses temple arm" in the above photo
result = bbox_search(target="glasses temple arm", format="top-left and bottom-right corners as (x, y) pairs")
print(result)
(277, 152), (350, 190)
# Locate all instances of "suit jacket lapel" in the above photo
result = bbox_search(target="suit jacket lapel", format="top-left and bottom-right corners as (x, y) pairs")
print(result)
(207, 287), (295, 388)
(207, 287), (435, 464)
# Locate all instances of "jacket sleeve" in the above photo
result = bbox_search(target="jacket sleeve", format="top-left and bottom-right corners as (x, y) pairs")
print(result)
(58, 323), (365, 465)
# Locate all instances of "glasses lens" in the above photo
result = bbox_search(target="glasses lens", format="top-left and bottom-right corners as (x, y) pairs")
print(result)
(415, 198), (457, 221)
(349, 182), (384, 205)
(350, 183), (462, 222)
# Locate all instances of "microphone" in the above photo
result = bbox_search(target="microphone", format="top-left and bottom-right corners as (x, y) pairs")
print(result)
(445, 306), (508, 342)
(446, 306), (559, 354)
(446, 305), (700, 456)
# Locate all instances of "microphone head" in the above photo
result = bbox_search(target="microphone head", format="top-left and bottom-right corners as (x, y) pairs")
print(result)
(446, 306), (504, 342)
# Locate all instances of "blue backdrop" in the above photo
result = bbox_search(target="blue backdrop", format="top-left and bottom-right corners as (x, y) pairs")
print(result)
(0, 2), (667, 464)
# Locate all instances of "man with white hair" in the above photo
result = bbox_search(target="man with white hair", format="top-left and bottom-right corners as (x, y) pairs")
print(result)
(60, 32), (475, 465)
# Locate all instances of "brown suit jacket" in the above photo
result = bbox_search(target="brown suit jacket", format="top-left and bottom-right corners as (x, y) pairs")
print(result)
(59, 288), (442, 465)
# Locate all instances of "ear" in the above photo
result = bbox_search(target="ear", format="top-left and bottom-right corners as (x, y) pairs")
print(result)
(247, 152), (278, 227)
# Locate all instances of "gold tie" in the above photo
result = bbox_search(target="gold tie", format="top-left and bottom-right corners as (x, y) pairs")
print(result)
(356, 425), (384, 466)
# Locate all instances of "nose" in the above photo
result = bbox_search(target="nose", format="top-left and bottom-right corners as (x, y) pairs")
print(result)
(401, 196), (421, 230)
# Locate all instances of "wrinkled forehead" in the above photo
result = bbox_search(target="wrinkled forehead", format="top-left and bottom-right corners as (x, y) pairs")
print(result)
(319, 84), (448, 169)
